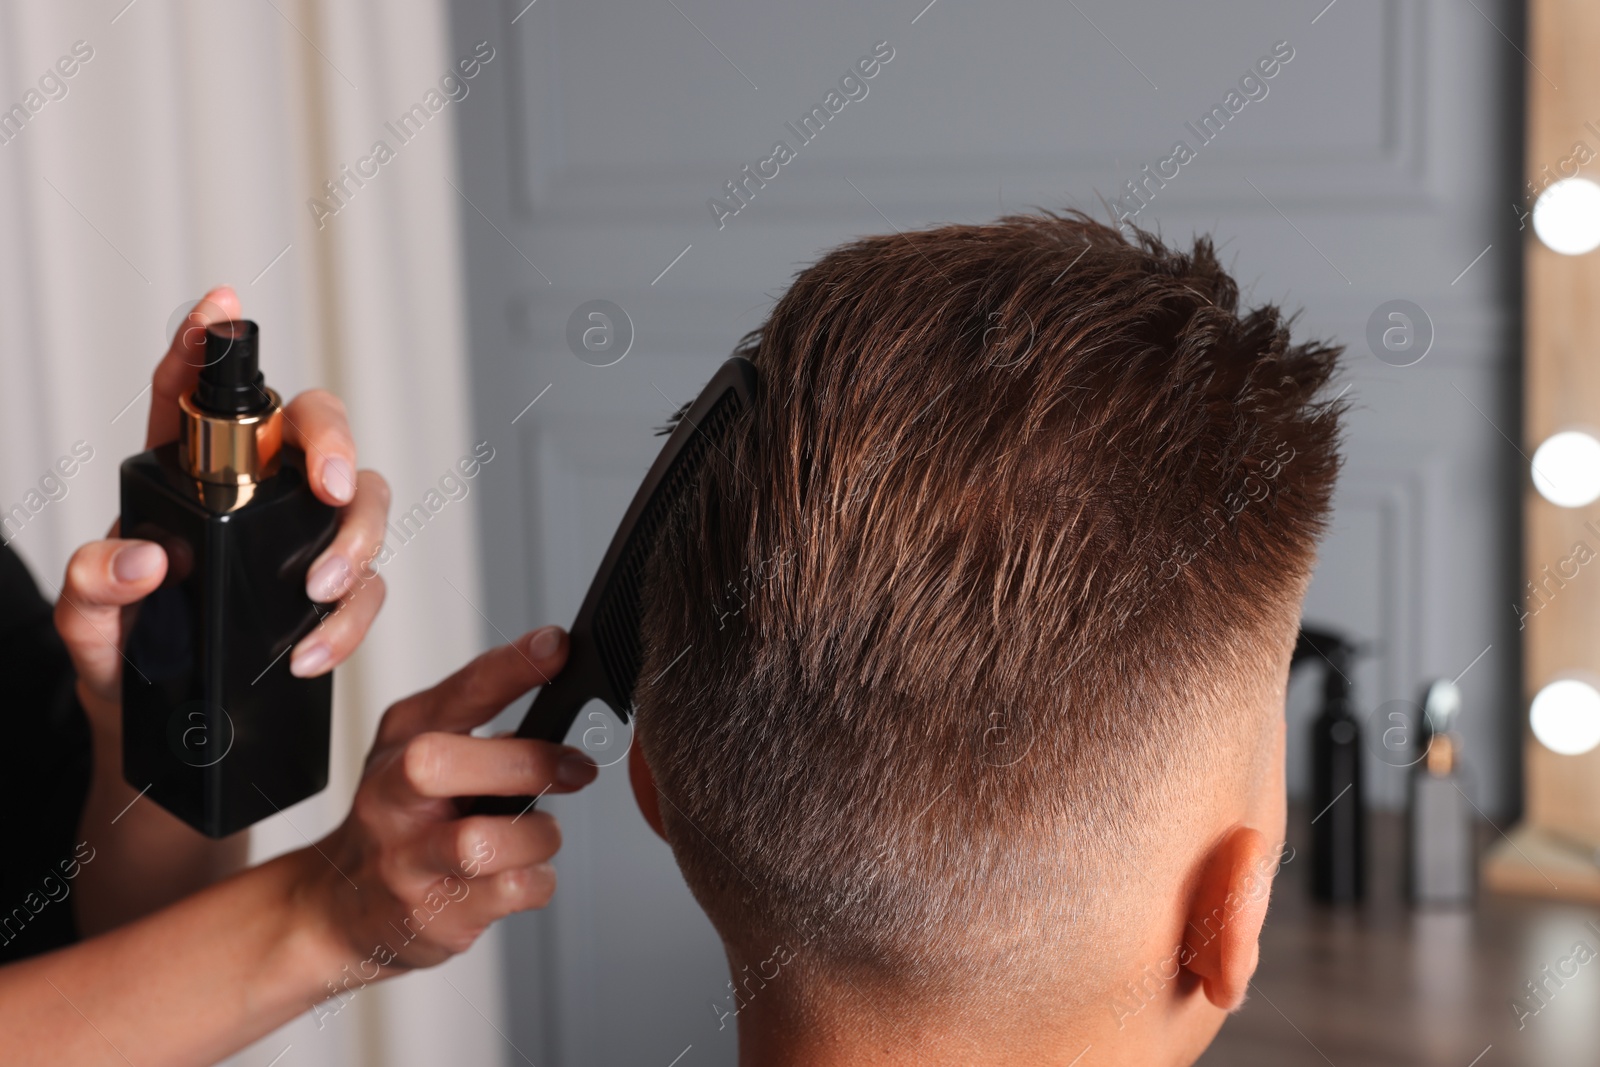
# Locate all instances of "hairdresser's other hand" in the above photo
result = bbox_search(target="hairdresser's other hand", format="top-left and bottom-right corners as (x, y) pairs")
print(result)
(305, 627), (597, 972)
(55, 286), (391, 723)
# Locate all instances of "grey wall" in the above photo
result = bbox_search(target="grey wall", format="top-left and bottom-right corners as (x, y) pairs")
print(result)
(446, 1), (1525, 1063)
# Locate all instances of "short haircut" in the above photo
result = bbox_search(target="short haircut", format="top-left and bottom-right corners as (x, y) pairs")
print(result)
(635, 212), (1343, 998)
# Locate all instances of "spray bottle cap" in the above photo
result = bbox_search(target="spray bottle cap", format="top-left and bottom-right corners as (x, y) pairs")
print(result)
(195, 320), (269, 415)
(1291, 626), (1366, 709)
(1417, 679), (1463, 775)
(177, 319), (283, 508)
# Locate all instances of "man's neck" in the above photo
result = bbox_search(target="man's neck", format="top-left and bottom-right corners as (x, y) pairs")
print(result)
(731, 989), (1161, 1067)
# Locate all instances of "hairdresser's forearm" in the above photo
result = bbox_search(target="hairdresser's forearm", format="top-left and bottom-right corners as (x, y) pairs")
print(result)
(0, 846), (348, 1067)
(73, 684), (249, 936)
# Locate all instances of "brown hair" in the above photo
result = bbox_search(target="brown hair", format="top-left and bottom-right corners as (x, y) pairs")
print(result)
(635, 211), (1342, 995)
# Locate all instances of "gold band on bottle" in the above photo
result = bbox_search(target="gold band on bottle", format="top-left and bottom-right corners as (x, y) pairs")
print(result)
(1425, 732), (1457, 776)
(178, 389), (283, 498)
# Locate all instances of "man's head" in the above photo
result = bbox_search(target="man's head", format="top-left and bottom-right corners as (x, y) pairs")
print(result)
(629, 212), (1342, 1063)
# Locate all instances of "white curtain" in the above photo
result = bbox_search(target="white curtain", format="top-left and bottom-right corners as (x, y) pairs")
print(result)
(0, 2), (506, 1065)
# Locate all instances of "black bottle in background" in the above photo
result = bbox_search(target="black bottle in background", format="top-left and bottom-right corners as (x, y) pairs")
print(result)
(1293, 627), (1366, 903)
(120, 321), (339, 838)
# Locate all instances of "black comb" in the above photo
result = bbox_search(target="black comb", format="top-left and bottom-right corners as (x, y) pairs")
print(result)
(472, 357), (758, 816)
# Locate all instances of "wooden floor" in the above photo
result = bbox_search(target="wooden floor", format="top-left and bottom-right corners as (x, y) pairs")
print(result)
(1197, 808), (1600, 1067)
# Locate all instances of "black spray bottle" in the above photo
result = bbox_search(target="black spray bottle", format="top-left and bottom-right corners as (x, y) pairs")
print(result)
(1291, 627), (1366, 903)
(120, 321), (339, 838)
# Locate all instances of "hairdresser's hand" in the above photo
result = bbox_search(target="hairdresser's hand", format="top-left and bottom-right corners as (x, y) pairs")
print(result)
(54, 286), (392, 937)
(305, 627), (597, 972)
(55, 285), (391, 723)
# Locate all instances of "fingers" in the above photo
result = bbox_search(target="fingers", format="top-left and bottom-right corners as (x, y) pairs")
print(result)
(290, 470), (391, 677)
(290, 569), (385, 678)
(325, 630), (589, 968)
(61, 539), (168, 606)
(414, 864), (558, 955)
(54, 539), (168, 702)
(392, 733), (597, 802)
(378, 627), (569, 742)
(281, 389), (358, 506)
(440, 864), (559, 935)
(481, 863), (558, 916)
(147, 287), (242, 446)
(409, 811), (563, 884)
(365, 736), (593, 936)
(304, 470), (390, 603)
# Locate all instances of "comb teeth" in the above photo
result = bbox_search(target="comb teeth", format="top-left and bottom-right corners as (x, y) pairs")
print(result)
(593, 386), (747, 712)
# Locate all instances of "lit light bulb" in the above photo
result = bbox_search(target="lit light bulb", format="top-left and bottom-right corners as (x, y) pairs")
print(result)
(1533, 178), (1600, 255)
(1532, 430), (1600, 508)
(1530, 678), (1600, 756)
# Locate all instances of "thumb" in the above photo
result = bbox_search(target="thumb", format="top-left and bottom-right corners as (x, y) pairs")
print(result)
(53, 539), (168, 704)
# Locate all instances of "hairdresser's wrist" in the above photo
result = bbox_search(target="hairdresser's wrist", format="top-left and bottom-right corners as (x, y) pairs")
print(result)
(276, 844), (371, 997)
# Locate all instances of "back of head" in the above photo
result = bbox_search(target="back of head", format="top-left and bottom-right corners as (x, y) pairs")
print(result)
(635, 212), (1342, 1016)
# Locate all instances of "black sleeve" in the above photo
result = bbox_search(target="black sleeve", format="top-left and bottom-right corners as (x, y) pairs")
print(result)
(0, 542), (92, 964)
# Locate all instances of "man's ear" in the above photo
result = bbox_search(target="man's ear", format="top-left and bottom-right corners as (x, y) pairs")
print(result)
(628, 742), (668, 841)
(1179, 826), (1274, 1012)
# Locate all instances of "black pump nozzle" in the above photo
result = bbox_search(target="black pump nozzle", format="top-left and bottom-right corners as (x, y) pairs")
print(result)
(1292, 626), (1360, 711)
(195, 320), (269, 415)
